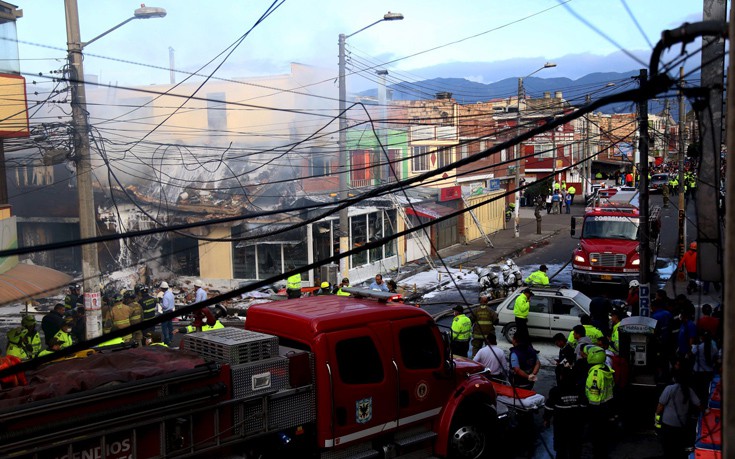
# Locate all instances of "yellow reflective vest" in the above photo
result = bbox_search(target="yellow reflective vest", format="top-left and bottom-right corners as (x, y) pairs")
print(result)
(451, 314), (472, 342)
(586, 364), (615, 405)
(525, 270), (549, 286)
(514, 294), (530, 319)
(286, 273), (302, 290)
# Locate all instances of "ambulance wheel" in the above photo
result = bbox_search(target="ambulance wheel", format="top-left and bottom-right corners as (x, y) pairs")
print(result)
(502, 323), (517, 344)
(449, 408), (490, 459)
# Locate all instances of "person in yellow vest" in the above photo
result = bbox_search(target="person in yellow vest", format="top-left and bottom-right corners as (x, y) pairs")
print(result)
(585, 345), (615, 458)
(567, 185), (576, 204)
(470, 296), (499, 357)
(109, 293), (133, 342)
(176, 319), (225, 334)
(146, 331), (168, 347)
(124, 291), (144, 346)
(54, 317), (75, 350)
(450, 305), (472, 357)
(7, 315), (42, 361)
(609, 309), (623, 354)
(513, 288), (534, 341)
(286, 272), (302, 299)
(525, 265), (550, 286)
(567, 315), (603, 348)
(333, 277), (351, 296)
(38, 337), (63, 357)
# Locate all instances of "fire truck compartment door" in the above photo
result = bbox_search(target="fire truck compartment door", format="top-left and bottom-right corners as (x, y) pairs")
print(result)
(326, 327), (398, 446)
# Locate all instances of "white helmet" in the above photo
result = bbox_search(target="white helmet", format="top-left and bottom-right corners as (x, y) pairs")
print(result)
(629, 280), (639, 288)
(194, 279), (203, 287)
(160, 281), (169, 289)
(506, 259), (515, 267)
(501, 265), (510, 274)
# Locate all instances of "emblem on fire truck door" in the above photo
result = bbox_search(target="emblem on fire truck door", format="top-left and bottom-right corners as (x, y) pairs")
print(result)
(415, 381), (429, 401)
(356, 397), (373, 424)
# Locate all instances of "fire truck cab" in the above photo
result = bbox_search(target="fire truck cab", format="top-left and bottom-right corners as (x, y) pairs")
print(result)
(1, 294), (497, 459)
(570, 190), (661, 290)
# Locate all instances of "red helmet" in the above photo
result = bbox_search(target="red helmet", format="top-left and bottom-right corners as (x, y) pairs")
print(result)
(689, 242), (697, 250)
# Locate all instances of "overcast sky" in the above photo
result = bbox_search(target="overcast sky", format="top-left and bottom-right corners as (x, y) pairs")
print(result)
(15, 0), (704, 91)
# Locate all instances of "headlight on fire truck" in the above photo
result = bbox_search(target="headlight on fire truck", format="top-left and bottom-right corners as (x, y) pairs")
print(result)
(574, 254), (586, 263)
(631, 258), (640, 266)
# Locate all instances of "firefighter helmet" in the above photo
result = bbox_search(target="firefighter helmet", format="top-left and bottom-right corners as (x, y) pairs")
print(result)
(320, 281), (329, 289)
(586, 345), (606, 365)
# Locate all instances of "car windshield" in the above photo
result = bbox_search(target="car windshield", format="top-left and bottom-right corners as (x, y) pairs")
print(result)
(652, 174), (668, 182)
(581, 216), (639, 240)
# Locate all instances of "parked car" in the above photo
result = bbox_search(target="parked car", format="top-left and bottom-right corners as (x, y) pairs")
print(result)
(496, 287), (592, 342)
(649, 173), (671, 193)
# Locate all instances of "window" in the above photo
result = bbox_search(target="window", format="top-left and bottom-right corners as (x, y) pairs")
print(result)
(501, 149), (507, 162)
(336, 336), (384, 384)
(368, 212), (382, 264)
(536, 143), (553, 159)
(437, 147), (452, 168)
(381, 149), (400, 183)
(460, 144), (469, 159)
(309, 149), (330, 177)
(411, 146), (431, 172)
(552, 298), (582, 316)
(529, 297), (549, 314)
(399, 325), (441, 369)
(206, 92), (227, 132)
(351, 149), (372, 182)
(383, 210), (397, 258)
(232, 226), (307, 279)
(351, 215), (368, 267)
(479, 140), (486, 152)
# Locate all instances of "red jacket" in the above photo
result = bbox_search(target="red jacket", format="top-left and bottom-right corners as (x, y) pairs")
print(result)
(0, 355), (27, 388)
(678, 249), (697, 274)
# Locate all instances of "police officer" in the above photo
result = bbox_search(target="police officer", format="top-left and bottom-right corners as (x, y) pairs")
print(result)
(524, 265), (550, 286)
(585, 345), (615, 459)
(333, 277), (351, 296)
(286, 271), (302, 299)
(450, 305), (472, 357)
(54, 317), (75, 349)
(469, 296), (498, 357)
(514, 288), (533, 341)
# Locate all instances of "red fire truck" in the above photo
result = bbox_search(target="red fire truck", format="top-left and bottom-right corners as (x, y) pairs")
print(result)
(0, 292), (498, 459)
(570, 190), (661, 290)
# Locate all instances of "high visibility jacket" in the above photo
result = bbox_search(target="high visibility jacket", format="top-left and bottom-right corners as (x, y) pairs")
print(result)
(514, 294), (530, 319)
(553, 182), (561, 190)
(140, 296), (157, 319)
(471, 305), (497, 339)
(6, 328), (41, 360)
(128, 302), (143, 324)
(611, 322), (620, 353)
(336, 287), (350, 296)
(525, 270), (549, 286)
(97, 337), (126, 347)
(149, 342), (168, 347)
(110, 302), (132, 330)
(183, 320), (224, 333)
(38, 349), (58, 357)
(568, 186), (576, 195)
(568, 324), (604, 348)
(586, 364), (614, 405)
(561, 182), (567, 191)
(451, 314), (472, 342)
(286, 273), (302, 291)
(54, 330), (74, 349)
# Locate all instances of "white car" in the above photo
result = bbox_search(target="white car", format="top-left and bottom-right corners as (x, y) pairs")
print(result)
(496, 287), (592, 343)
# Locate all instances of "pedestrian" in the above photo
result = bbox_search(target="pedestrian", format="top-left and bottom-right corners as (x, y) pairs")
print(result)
(194, 279), (207, 303)
(552, 332), (576, 385)
(546, 194), (552, 214)
(691, 330), (718, 404)
(585, 345), (615, 459)
(509, 334), (540, 389)
(564, 192), (572, 214)
(655, 360), (701, 459)
(450, 305), (472, 357)
(41, 303), (66, 346)
(626, 280), (640, 316)
(386, 279), (398, 294)
(551, 190), (561, 214)
(524, 265), (549, 286)
(513, 288), (533, 341)
(369, 274), (389, 292)
(543, 369), (586, 459)
(677, 305), (697, 359)
(589, 295), (612, 337)
(662, 181), (670, 208)
(333, 277), (351, 296)
(696, 304), (720, 342)
(472, 334), (507, 380)
(469, 296), (498, 357)
(315, 281), (332, 295)
(160, 281), (175, 346)
(677, 241), (699, 294)
(286, 270), (302, 299)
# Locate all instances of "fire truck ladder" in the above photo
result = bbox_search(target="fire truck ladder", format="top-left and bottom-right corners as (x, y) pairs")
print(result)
(390, 194), (436, 271)
(462, 196), (494, 248)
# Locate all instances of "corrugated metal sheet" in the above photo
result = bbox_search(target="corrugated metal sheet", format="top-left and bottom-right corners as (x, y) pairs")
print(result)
(0, 263), (72, 305)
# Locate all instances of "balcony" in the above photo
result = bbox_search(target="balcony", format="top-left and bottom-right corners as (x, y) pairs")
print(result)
(410, 125), (457, 141)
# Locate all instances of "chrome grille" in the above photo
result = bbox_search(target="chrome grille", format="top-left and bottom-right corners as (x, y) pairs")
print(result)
(590, 252), (626, 267)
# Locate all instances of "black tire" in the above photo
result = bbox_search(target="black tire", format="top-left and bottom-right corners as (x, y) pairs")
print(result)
(448, 407), (493, 459)
(502, 323), (516, 344)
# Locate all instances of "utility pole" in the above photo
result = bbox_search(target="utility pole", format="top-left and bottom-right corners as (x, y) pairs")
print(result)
(65, 0), (101, 338)
(677, 67), (686, 260)
(584, 95), (591, 197)
(662, 99), (670, 161)
(636, 69), (651, 317)
(337, 32), (349, 279)
(169, 46), (175, 84)
(513, 77), (523, 238)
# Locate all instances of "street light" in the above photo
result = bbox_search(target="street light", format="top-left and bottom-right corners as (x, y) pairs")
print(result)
(338, 12), (403, 279)
(514, 62), (556, 238)
(65, 0), (166, 339)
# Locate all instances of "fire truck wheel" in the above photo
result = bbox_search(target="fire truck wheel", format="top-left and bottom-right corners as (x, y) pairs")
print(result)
(449, 409), (490, 459)
(502, 323), (517, 344)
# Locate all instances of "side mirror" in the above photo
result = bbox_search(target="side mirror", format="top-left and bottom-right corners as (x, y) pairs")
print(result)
(440, 331), (455, 376)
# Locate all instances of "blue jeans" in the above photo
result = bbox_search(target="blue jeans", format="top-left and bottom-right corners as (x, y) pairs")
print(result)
(161, 320), (174, 345)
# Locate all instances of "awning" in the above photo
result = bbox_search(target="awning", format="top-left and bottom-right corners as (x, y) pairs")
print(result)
(404, 202), (456, 220)
(0, 263), (72, 305)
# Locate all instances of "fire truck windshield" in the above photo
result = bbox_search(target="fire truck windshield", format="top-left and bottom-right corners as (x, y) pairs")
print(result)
(581, 217), (639, 240)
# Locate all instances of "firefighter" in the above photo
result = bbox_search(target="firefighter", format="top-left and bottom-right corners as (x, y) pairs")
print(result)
(124, 291), (143, 346)
(450, 305), (471, 357)
(136, 284), (157, 338)
(585, 345), (615, 459)
(524, 264), (549, 286)
(469, 296), (498, 358)
(54, 317), (75, 349)
(110, 292), (133, 342)
(286, 271), (302, 299)
(333, 277), (351, 296)
(514, 288), (533, 341)
(315, 281), (332, 295)
(64, 283), (83, 312)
